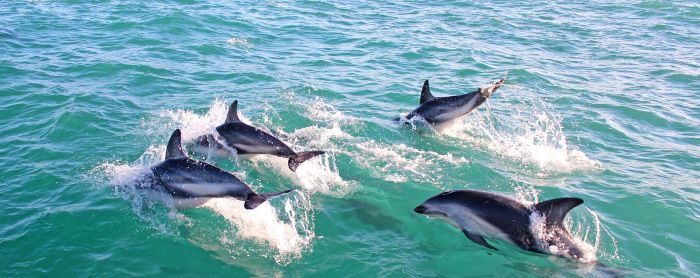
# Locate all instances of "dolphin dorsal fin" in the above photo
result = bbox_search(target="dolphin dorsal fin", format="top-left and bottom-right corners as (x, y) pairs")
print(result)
(534, 198), (583, 227)
(165, 129), (187, 160)
(225, 100), (241, 123)
(420, 80), (435, 104)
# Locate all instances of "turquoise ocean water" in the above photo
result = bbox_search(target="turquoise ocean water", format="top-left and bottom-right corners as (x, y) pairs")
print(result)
(1, 1), (699, 277)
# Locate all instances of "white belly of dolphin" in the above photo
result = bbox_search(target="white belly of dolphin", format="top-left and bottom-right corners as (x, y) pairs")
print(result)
(446, 206), (515, 245)
(434, 96), (478, 123)
(235, 143), (280, 155)
(193, 145), (235, 159)
(172, 182), (237, 196)
(170, 197), (214, 209)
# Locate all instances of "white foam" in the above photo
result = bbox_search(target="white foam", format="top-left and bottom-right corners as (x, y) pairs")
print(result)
(94, 154), (313, 261)
(514, 187), (618, 264)
(201, 196), (314, 263)
(353, 140), (468, 183)
(528, 211), (598, 263)
(267, 96), (356, 194)
(156, 98), (254, 143)
(438, 85), (602, 174)
(226, 37), (252, 48)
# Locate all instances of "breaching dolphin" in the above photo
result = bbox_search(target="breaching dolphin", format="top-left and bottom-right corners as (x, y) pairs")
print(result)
(414, 189), (589, 261)
(398, 77), (505, 128)
(150, 129), (293, 210)
(193, 100), (324, 171)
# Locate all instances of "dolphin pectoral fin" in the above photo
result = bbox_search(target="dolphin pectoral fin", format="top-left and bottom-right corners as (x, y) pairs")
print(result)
(243, 189), (295, 210)
(225, 100), (241, 123)
(592, 262), (625, 278)
(288, 151), (325, 171)
(462, 229), (498, 251)
(165, 129), (188, 159)
(420, 80), (435, 104)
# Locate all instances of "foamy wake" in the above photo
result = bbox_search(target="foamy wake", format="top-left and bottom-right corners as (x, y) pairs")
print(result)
(285, 95), (468, 184)
(354, 141), (467, 183)
(404, 84), (602, 174)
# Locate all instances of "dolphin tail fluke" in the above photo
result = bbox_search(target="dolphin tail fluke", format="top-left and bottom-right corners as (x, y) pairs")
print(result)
(480, 76), (507, 98)
(243, 189), (295, 210)
(288, 151), (325, 171)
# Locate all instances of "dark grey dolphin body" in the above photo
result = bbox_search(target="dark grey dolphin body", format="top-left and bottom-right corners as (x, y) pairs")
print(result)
(150, 129), (292, 210)
(193, 100), (324, 171)
(399, 77), (505, 128)
(414, 190), (588, 261)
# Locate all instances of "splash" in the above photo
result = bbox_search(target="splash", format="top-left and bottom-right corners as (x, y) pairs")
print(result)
(227, 37), (252, 48)
(155, 98), (253, 142)
(259, 94), (356, 194)
(440, 84), (602, 174)
(201, 195), (314, 264)
(528, 211), (598, 263)
(514, 185), (618, 264)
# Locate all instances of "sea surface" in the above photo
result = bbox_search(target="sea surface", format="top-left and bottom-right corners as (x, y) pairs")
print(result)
(1, 1), (699, 277)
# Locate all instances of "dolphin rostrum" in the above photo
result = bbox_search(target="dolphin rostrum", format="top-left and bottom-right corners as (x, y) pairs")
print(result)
(399, 77), (505, 128)
(150, 129), (293, 210)
(414, 189), (590, 261)
(193, 100), (324, 171)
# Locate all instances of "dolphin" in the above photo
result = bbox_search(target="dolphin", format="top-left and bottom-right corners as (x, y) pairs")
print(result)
(414, 189), (590, 261)
(192, 100), (324, 171)
(398, 77), (505, 128)
(150, 129), (293, 210)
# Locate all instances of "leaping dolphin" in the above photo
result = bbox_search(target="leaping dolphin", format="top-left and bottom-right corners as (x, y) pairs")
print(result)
(414, 189), (590, 261)
(150, 129), (293, 210)
(193, 100), (325, 171)
(399, 77), (505, 128)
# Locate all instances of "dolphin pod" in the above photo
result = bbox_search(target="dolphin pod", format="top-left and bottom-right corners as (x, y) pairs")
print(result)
(124, 76), (609, 267)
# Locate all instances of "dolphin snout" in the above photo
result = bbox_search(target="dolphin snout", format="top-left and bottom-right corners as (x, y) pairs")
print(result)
(414, 205), (427, 214)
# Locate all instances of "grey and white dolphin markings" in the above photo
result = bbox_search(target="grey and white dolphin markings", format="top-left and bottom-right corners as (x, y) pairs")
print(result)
(414, 189), (588, 261)
(193, 100), (324, 171)
(398, 77), (506, 128)
(150, 129), (293, 210)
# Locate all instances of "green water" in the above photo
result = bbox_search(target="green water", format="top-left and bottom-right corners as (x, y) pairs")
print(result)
(1, 1), (699, 277)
